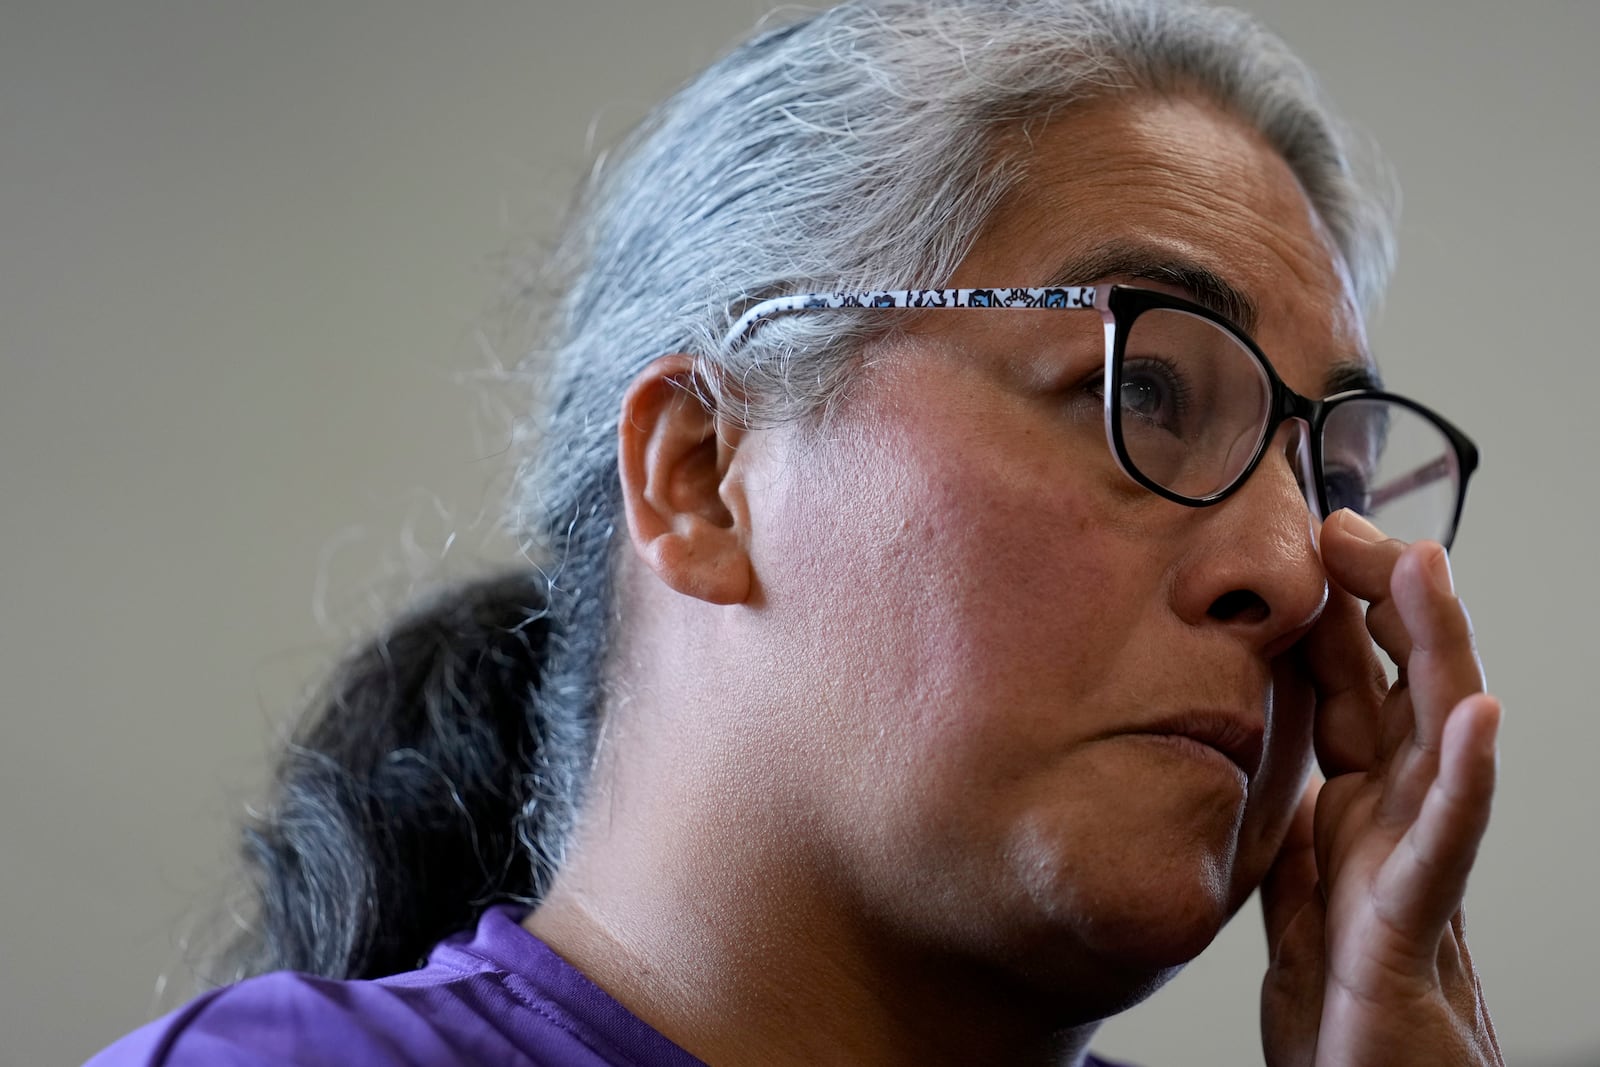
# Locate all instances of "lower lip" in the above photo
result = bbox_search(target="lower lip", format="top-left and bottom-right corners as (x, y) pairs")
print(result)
(1124, 733), (1249, 790)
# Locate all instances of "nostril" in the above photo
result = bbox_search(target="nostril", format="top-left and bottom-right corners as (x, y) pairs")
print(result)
(1208, 588), (1270, 625)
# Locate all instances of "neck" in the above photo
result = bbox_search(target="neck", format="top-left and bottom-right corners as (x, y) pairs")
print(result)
(524, 782), (1105, 1067)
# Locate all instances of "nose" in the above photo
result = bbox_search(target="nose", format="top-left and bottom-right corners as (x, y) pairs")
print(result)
(1171, 422), (1328, 655)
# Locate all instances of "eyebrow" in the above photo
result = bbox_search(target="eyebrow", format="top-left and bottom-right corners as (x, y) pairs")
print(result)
(1043, 240), (1383, 397)
(1323, 359), (1385, 395)
(1043, 241), (1262, 336)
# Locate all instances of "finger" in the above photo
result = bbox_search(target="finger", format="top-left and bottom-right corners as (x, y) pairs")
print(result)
(1376, 543), (1488, 824)
(1299, 516), (1391, 775)
(1319, 509), (1406, 605)
(1373, 694), (1500, 942)
(1321, 510), (1413, 667)
(1299, 588), (1387, 775)
(1260, 779), (1320, 957)
(1390, 542), (1486, 749)
(1363, 597), (1413, 671)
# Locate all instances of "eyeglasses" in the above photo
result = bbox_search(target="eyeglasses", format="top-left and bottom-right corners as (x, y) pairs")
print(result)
(726, 284), (1479, 548)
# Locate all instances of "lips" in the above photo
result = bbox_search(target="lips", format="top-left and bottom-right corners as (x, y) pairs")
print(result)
(1119, 711), (1266, 779)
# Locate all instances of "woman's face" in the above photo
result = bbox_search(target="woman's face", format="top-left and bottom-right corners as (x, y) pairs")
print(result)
(728, 94), (1369, 1004)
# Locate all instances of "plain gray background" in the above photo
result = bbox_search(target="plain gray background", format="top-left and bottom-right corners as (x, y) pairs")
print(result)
(3, 2), (1597, 1064)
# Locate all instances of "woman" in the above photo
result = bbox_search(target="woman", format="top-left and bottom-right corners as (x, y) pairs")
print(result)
(90, 1), (1502, 1064)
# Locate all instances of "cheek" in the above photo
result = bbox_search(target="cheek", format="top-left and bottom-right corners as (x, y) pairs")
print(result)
(753, 378), (1163, 780)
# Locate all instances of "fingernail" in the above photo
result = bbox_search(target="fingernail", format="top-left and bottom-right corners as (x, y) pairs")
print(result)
(1431, 546), (1456, 596)
(1336, 509), (1385, 543)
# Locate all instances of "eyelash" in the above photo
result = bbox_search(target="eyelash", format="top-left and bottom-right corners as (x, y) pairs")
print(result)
(1081, 360), (1194, 430)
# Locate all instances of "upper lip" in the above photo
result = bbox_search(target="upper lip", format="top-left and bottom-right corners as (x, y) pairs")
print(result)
(1118, 711), (1266, 778)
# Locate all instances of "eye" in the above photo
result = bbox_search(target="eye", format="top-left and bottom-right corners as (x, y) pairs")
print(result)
(1322, 465), (1374, 516)
(1116, 358), (1191, 434)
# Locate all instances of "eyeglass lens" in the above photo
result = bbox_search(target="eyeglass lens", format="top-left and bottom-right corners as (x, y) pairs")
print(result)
(1319, 398), (1461, 546)
(1115, 308), (1463, 546)
(1117, 308), (1272, 500)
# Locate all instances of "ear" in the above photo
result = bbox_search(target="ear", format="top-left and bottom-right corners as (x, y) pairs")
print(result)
(617, 354), (752, 606)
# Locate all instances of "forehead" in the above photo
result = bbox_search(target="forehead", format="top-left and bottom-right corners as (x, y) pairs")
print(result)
(954, 93), (1373, 393)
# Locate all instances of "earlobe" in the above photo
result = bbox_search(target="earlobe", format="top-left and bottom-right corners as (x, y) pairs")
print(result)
(618, 354), (752, 606)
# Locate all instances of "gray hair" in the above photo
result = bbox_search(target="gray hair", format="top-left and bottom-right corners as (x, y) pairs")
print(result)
(222, 0), (1400, 983)
(510, 0), (1395, 884)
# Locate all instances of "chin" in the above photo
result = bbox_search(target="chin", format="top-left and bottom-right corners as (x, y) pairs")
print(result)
(1089, 889), (1234, 971)
(1005, 828), (1243, 984)
(996, 913), (1207, 1027)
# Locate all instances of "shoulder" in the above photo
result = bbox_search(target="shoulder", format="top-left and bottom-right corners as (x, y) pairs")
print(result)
(83, 965), (500, 1067)
(83, 907), (545, 1067)
(83, 907), (706, 1067)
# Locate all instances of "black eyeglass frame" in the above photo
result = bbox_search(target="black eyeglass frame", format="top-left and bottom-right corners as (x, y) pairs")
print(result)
(1101, 285), (1479, 548)
(725, 283), (1481, 548)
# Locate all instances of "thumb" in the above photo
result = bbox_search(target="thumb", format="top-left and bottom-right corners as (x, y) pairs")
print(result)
(1261, 779), (1320, 958)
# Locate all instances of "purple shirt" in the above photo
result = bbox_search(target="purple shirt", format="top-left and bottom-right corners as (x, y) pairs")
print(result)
(87, 907), (705, 1067)
(88, 906), (1135, 1066)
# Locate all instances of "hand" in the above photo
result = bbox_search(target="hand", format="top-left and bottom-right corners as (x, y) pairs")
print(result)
(1258, 510), (1503, 1067)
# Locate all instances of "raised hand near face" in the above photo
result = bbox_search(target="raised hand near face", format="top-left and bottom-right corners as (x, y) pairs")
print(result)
(1259, 509), (1503, 1067)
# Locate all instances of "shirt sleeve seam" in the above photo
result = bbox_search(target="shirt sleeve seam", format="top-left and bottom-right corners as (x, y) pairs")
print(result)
(478, 968), (661, 1067)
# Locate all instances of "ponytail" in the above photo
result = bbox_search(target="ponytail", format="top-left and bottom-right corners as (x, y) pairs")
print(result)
(221, 570), (584, 981)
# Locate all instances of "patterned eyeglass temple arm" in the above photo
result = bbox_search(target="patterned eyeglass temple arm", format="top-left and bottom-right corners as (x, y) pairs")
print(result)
(723, 286), (1101, 347)
(1366, 454), (1457, 513)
